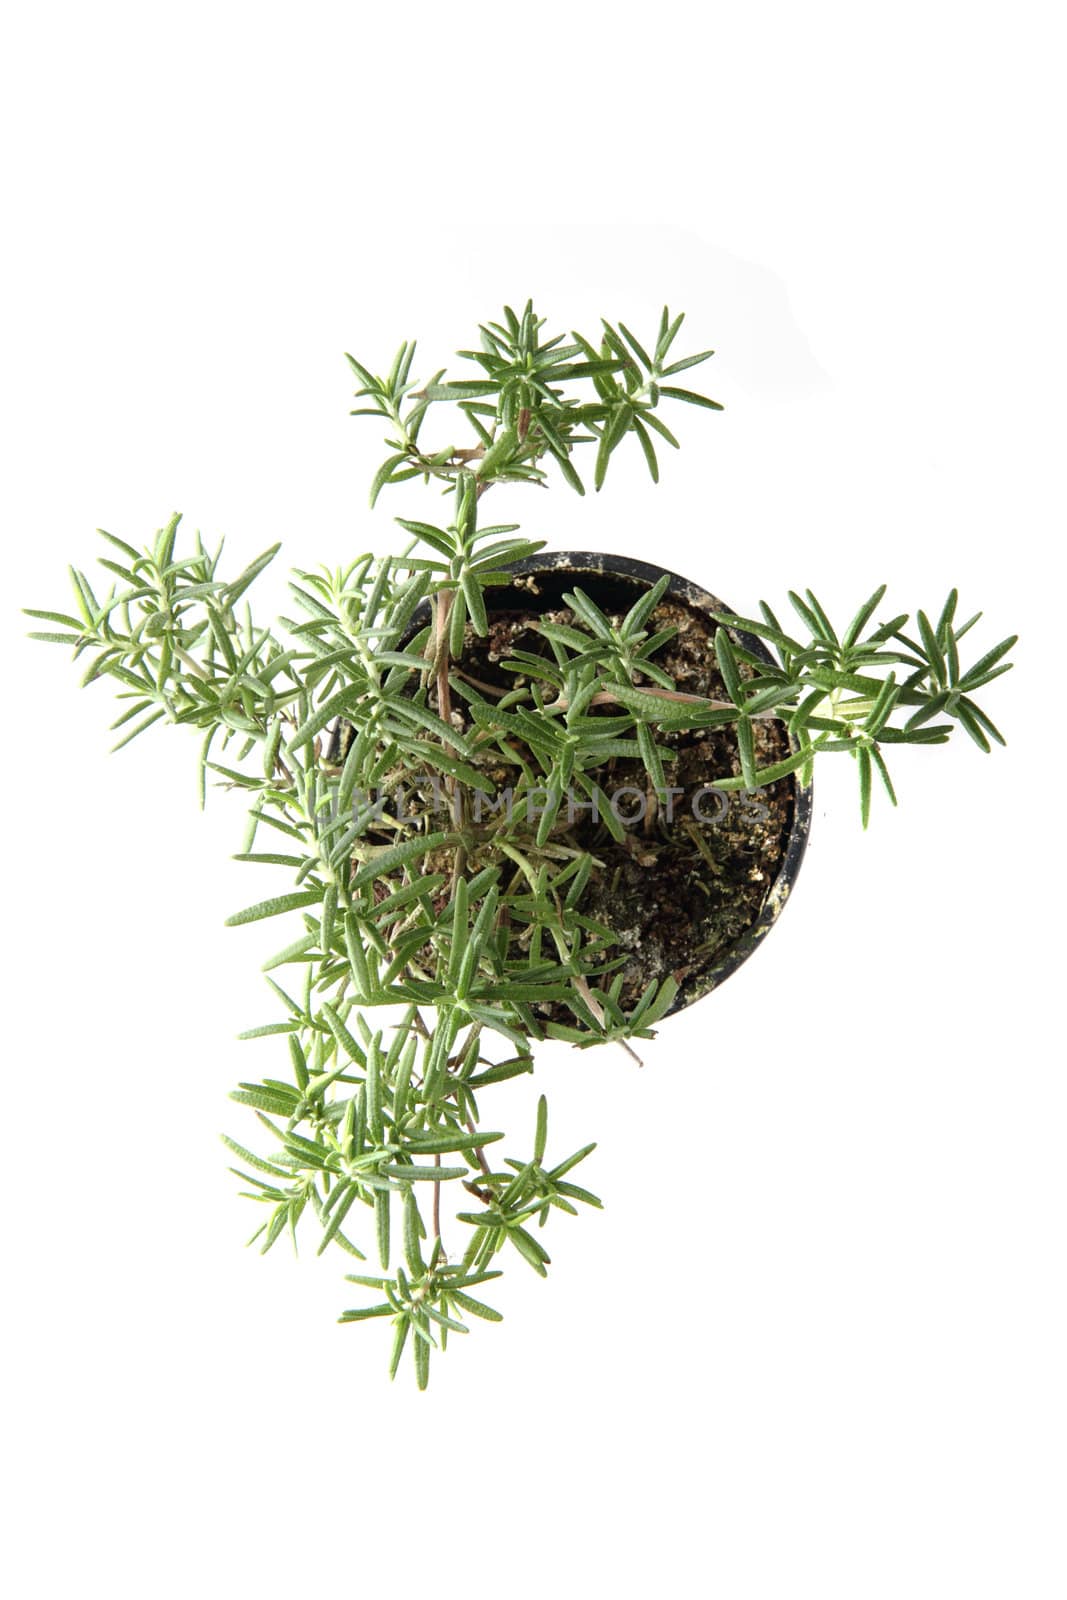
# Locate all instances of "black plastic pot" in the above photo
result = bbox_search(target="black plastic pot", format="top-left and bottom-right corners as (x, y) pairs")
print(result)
(367, 549), (811, 1016)
(483, 551), (813, 1015)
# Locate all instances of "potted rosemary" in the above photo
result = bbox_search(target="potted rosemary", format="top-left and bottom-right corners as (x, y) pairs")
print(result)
(27, 302), (1016, 1388)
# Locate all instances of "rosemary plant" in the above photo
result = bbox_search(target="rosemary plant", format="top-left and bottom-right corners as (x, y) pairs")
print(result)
(27, 302), (1015, 1387)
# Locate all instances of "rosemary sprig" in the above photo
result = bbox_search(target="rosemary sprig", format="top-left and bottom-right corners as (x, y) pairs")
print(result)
(26, 301), (1014, 1386)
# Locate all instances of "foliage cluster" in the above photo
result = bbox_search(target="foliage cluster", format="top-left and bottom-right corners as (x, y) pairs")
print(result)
(27, 303), (1014, 1384)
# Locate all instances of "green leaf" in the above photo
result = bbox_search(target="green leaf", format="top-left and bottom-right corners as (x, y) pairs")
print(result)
(614, 321), (651, 368)
(787, 590), (828, 642)
(449, 1288), (503, 1322)
(594, 401), (633, 491)
(958, 634), (1017, 693)
(381, 1164), (469, 1182)
(460, 568), (489, 636)
(414, 1330), (430, 1389)
(321, 1003), (367, 1068)
(403, 1130), (504, 1155)
(534, 1095), (549, 1164)
(370, 452), (414, 509)
(224, 544), (281, 604)
(916, 609), (946, 685)
(349, 831), (449, 892)
(225, 890), (323, 927)
(714, 629), (743, 705)
(958, 695), (1006, 747)
(229, 1086), (300, 1116)
(857, 744), (873, 828)
(842, 584), (888, 650)
(448, 585), (468, 660)
(870, 745), (897, 805)
(657, 385), (723, 410)
(389, 1316), (410, 1379)
(375, 1188), (391, 1269)
(736, 717), (756, 788)
(403, 1188), (423, 1275)
(709, 740), (823, 790)
(804, 590), (838, 646)
(467, 1057), (535, 1087)
(659, 349), (715, 377)
(630, 414), (659, 483)
(395, 519), (456, 559)
(286, 682), (362, 754)
(24, 607), (87, 629)
(220, 1134), (287, 1177)
(599, 680), (696, 724)
(510, 1225), (550, 1276)
(318, 1185), (360, 1254)
(424, 380), (499, 400)
(338, 1304), (395, 1322)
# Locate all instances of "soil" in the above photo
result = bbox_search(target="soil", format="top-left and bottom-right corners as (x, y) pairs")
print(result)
(455, 599), (794, 1013)
(330, 584), (796, 1019)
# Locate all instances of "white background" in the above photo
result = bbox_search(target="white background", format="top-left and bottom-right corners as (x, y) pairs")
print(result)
(2, 5), (1064, 1597)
